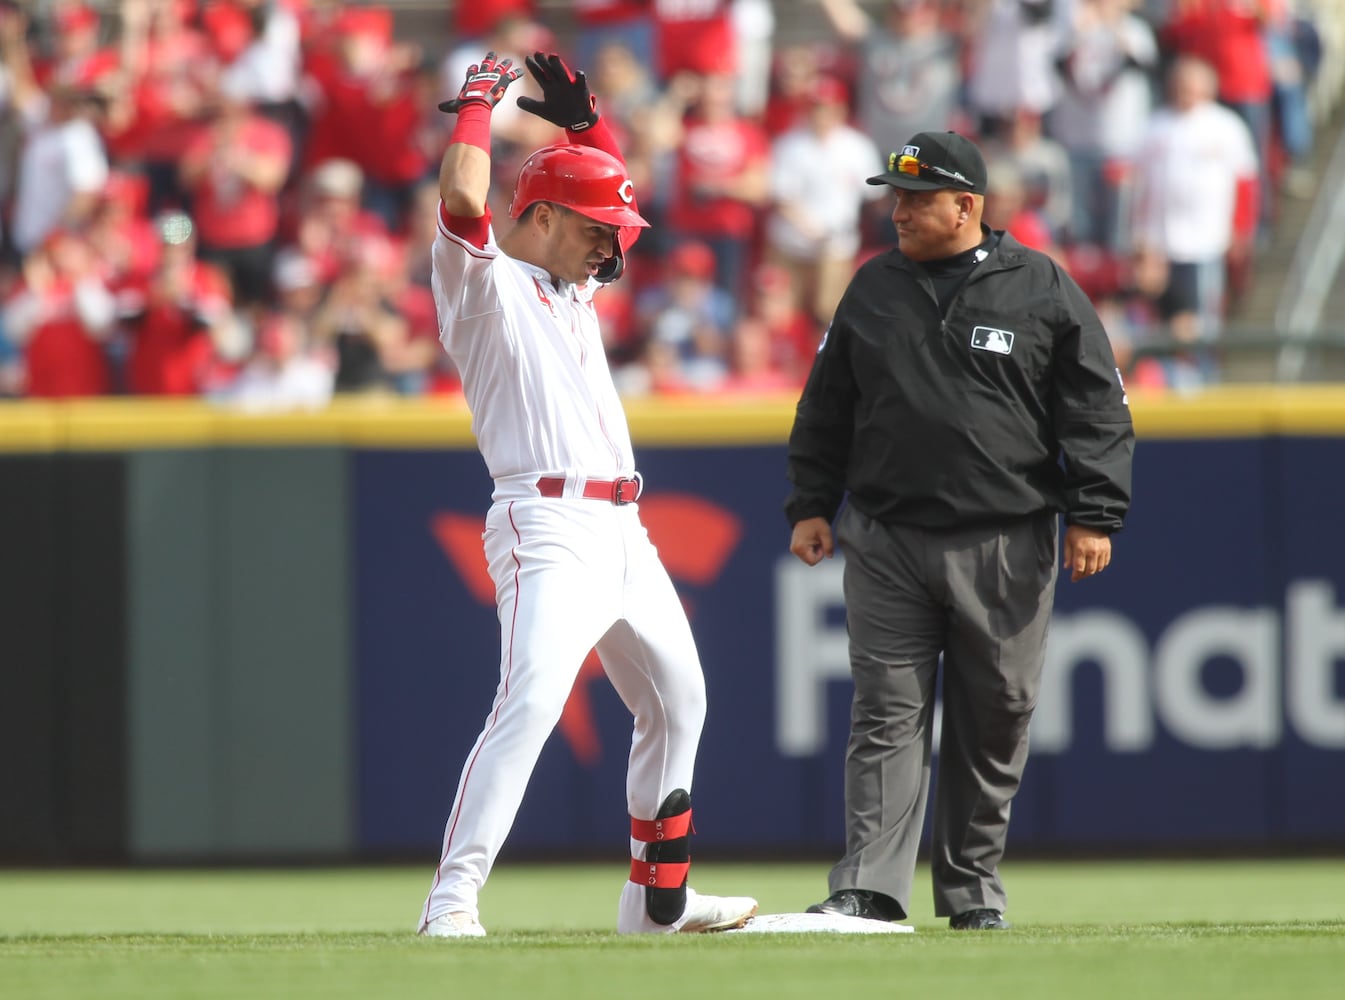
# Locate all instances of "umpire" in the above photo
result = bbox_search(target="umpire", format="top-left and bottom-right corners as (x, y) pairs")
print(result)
(785, 131), (1134, 930)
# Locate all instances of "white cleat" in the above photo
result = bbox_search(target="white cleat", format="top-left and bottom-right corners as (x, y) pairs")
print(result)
(617, 883), (759, 934)
(420, 912), (487, 938)
(676, 888), (759, 933)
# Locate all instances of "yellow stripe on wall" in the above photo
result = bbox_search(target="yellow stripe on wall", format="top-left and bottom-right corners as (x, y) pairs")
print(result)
(0, 397), (481, 452)
(3, 387), (1345, 452)
(1128, 386), (1345, 438)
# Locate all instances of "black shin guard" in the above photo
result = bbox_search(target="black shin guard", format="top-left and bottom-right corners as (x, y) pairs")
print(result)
(643, 789), (691, 925)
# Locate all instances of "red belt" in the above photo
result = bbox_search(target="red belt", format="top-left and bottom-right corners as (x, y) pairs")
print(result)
(536, 476), (641, 505)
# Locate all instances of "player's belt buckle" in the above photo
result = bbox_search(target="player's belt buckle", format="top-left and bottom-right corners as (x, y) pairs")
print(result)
(611, 477), (638, 505)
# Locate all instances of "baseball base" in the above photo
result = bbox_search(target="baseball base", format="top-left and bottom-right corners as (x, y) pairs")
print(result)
(722, 912), (914, 934)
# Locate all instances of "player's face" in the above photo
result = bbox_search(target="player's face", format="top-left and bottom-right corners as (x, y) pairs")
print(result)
(889, 188), (972, 262)
(543, 205), (621, 285)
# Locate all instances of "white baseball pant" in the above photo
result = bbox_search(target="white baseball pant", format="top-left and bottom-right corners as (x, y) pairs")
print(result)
(419, 494), (707, 932)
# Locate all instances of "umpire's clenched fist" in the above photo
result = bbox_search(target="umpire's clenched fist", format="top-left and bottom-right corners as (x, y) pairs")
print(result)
(790, 517), (835, 566)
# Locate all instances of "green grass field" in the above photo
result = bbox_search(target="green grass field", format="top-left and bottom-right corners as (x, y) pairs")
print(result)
(2, 860), (1342, 999)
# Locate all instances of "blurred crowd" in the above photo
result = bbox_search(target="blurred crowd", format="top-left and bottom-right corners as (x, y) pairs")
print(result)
(0, 0), (1338, 407)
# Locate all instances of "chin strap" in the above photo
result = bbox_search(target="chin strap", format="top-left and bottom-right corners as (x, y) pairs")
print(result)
(594, 239), (625, 283)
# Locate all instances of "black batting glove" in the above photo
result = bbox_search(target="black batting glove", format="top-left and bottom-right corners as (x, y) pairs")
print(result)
(516, 52), (600, 132)
(438, 51), (524, 114)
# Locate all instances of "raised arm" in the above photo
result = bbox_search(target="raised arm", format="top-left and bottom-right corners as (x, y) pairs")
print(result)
(0, 4), (40, 117)
(517, 54), (602, 136)
(816, 0), (872, 44)
(437, 52), (523, 229)
(518, 52), (632, 165)
(516, 51), (643, 266)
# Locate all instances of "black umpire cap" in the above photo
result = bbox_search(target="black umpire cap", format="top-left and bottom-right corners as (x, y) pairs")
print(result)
(867, 131), (988, 194)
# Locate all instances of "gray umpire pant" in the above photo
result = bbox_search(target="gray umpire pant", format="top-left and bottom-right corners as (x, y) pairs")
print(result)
(828, 504), (1058, 918)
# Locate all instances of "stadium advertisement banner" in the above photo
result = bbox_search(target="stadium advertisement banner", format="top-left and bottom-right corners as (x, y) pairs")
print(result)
(353, 437), (1345, 857)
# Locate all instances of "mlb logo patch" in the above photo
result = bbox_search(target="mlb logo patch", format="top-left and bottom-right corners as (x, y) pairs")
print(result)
(970, 326), (1014, 356)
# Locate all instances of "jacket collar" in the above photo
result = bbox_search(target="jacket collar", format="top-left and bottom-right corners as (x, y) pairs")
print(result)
(882, 228), (1027, 276)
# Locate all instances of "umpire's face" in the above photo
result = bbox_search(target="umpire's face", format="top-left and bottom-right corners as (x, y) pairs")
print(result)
(890, 188), (980, 262)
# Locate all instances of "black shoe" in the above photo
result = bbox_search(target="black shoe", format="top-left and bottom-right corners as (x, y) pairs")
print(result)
(805, 889), (905, 922)
(949, 908), (1010, 930)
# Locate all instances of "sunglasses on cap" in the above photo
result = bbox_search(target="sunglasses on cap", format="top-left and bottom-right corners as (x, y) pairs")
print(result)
(891, 152), (978, 191)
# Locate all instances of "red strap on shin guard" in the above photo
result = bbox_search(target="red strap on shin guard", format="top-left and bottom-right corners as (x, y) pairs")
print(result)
(629, 858), (691, 887)
(630, 810), (692, 843)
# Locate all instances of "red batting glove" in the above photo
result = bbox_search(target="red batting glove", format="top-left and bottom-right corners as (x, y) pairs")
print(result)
(438, 51), (524, 114)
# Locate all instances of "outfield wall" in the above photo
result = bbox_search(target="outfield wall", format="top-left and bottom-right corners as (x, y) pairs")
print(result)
(1, 389), (1343, 862)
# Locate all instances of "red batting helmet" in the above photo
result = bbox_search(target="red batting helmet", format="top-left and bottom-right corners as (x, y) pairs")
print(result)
(507, 144), (650, 228)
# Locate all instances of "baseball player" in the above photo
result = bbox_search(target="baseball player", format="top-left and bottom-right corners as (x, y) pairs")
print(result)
(417, 51), (758, 939)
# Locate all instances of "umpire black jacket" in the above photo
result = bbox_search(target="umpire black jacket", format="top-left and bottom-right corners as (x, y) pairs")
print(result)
(785, 231), (1134, 533)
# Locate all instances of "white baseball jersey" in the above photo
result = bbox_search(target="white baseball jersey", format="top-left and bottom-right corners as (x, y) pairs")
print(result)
(430, 204), (635, 495)
(767, 123), (886, 260)
(1130, 101), (1258, 263)
(13, 107), (109, 254)
(420, 201), (709, 936)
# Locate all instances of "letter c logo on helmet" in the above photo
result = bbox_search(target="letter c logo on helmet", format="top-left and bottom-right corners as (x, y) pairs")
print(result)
(508, 144), (651, 229)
